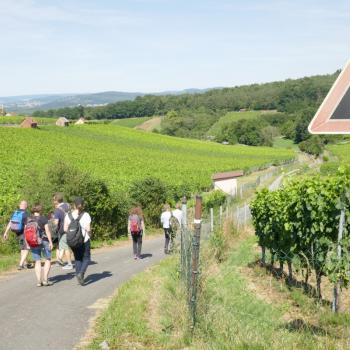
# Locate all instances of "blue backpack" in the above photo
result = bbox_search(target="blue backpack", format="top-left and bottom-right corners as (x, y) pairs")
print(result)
(10, 210), (25, 233)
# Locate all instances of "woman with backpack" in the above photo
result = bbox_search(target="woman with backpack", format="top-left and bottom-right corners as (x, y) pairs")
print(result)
(26, 204), (54, 287)
(128, 206), (145, 260)
(64, 197), (91, 286)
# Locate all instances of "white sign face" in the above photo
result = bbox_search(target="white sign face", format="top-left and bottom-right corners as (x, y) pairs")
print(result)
(309, 59), (350, 134)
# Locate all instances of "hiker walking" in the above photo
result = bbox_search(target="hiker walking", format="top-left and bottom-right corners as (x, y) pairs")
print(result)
(52, 193), (73, 270)
(64, 197), (91, 286)
(128, 206), (145, 260)
(169, 202), (183, 251)
(3, 200), (30, 270)
(25, 204), (54, 286)
(161, 204), (172, 254)
(172, 202), (183, 228)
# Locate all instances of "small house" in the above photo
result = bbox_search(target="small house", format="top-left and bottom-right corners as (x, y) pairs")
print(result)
(56, 117), (69, 127)
(75, 117), (85, 125)
(212, 170), (244, 196)
(20, 117), (38, 128)
(5, 112), (17, 117)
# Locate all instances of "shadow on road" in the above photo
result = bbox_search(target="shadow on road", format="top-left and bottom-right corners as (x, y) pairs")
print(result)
(50, 272), (76, 283)
(84, 271), (113, 286)
(139, 253), (153, 259)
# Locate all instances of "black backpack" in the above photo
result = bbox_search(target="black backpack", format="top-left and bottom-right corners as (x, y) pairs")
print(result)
(66, 212), (84, 249)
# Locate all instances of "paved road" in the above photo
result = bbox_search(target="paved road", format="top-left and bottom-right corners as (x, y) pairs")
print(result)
(0, 237), (164, 350)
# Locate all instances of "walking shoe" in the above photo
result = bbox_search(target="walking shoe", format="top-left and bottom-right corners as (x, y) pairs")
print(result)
(17, 265), (24, 270)
(76, 273), (85, 286)
(57, 258), (65, 266)
(42, 280), (53, 286)
(62, 263), (73, 270)
(134, 255), (138, 260)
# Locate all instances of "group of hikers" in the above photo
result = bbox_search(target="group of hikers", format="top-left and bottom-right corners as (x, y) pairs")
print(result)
(2, 193), (183, 287)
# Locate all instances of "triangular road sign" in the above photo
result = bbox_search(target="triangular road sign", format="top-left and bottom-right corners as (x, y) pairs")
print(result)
(309, 59), (350, 134)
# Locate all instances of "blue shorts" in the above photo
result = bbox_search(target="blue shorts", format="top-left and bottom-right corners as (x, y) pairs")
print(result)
(31, 240), (52, 261)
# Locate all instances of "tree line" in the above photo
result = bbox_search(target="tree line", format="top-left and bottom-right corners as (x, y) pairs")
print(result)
(32, 71), (341, 152)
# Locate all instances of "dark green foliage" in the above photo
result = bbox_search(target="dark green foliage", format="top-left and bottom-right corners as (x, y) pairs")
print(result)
(161, 108), (220, 139)
(22, 161), (129, 240)
(294, 108), (315, 143)
(260, 112), (291, 127)
(215, 122), (238, 144)
(218, 119), (272, 146)
(280, 120), (296, 140)
(129, 177), (169, 226)
(298, 136), (324, 156)
(278, 74), (338, 113)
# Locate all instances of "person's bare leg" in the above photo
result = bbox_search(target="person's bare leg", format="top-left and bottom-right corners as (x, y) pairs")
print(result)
(19, 250), (29, 267)
(43, 260), (51, 282)
(56, 248), (64, 264)
(34, 260), (42, 283)
(65, 250), (72, 264)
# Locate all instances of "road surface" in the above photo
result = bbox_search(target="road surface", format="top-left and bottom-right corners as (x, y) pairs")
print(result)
(0, 237), (164, 350)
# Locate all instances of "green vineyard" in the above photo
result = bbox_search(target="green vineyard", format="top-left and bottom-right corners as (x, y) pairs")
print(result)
(329, 143), (350, 164)
(0, 124), (294, 216)
(251, 168), (350, 310)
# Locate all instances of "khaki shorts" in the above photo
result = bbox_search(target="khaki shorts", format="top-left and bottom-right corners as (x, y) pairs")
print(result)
(59, 233), (69, 250)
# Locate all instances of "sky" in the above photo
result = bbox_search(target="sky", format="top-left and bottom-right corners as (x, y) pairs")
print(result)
(0, 0), (349, 96)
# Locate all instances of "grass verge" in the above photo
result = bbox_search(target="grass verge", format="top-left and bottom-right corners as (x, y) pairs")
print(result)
(81, 256), (191, 350)
(81, 220), (350, 349)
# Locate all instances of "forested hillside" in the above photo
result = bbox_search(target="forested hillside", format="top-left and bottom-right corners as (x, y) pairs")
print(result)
(33, 72), (338, 120)
(31, 71), (340, 152)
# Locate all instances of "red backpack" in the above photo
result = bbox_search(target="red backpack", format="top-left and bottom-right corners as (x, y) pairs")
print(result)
(130, 215), (141, 234)
(24, 219), (42, 248)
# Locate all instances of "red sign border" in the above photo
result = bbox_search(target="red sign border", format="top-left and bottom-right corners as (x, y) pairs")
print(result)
(308, 59), (350, 134)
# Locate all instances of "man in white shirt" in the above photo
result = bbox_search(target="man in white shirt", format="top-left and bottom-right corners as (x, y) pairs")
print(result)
(160, 204), (172, 254)
(172, 203), (183, 228)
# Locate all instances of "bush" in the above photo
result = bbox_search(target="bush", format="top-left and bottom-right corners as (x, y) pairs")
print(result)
(203, 190), (227, 212)
(128, 177), (169, 226)
(22, 161), (129, 240)
(0, 234), (19, 255)
(298, 135), (324, 156)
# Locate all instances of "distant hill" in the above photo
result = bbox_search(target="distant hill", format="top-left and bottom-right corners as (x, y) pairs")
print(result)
(0, 88), (212, 114)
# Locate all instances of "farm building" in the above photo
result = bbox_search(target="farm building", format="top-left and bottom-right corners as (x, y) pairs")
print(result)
(56, 117), (69, 127)
(75, 117), (86, 125)
(20, 117), (38, 128)
(5, 112), (17, 117)
(212, 170), (244, 196)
